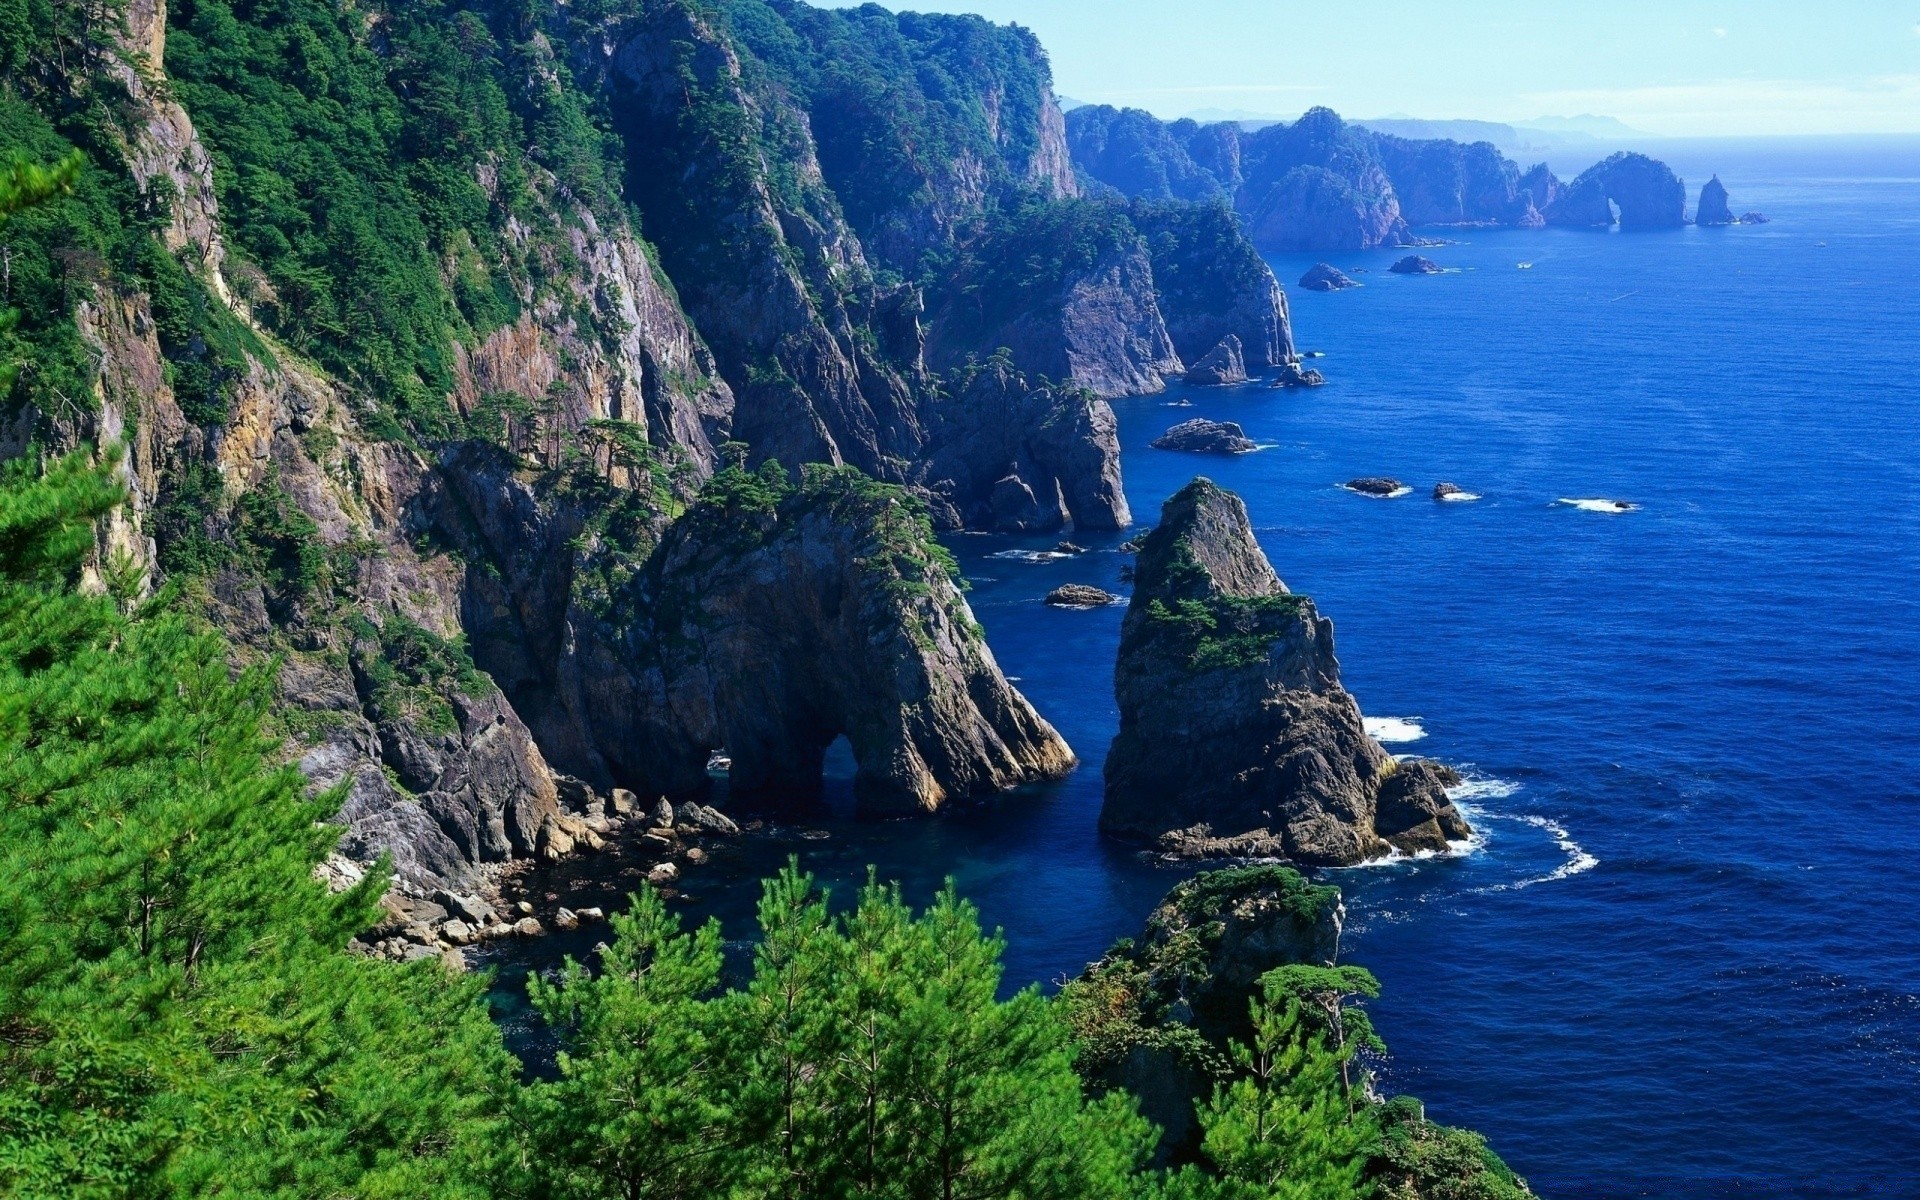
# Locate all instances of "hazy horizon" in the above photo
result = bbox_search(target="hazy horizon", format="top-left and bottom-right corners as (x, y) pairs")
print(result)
(893, 0), (1920, 138)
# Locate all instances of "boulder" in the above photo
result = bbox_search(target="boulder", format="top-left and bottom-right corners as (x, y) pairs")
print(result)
(441, 919), (475, 945)
(1183, 335), (1249, 386)
(1388, 255), (1442, 275)
(677, 803), (740, 835)
(610, 788), (639, 815)
(1298, 263), (1361, 291)
(1739, 212), (1769, 224)
(1150, 419), (1258, 455)
(553, 907), (580, 931)
(1045, 584), (1121, 608)
(434, 890), (496, 927)
(1696, 175), (1735, 226)
(1270, 361), (1326, 388)
(1099, 478), (1471, 864)
(650, 797), (676, 828)
(1344, 477), (1405, 497)
(1432, 481), (1466, 500)
(512, 916), (543, 937)
(648, 862), (681, 886)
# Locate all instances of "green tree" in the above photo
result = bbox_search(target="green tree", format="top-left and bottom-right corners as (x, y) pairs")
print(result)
(0, 151), (79, 395)
(1183, 971), (1375, 1200)
(1257, 964), (1386, 1107)
(0, 447), (511, 1198)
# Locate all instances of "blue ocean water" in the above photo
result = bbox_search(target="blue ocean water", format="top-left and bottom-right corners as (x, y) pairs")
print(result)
(491, 137), (1920, 1197)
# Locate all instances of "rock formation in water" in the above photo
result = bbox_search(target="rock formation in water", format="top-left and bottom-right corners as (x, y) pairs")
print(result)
(1046, 584), (1121, 608)
(1299, 263), (1361, 291)
(1184, 336), (1250, 385)
(1346, 477), (1407, 496)
(1697, 175), (1736, 226)
(1151, 419), (1259, 455)
(1546, 152), (1688, 228)
(1101, 479), (1470, 863)
(1390, 255), (1442, 275)
(1739, 211), (1770, 224)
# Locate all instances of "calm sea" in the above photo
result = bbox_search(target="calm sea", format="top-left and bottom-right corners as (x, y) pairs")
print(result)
(489, 135), (1920, 1198)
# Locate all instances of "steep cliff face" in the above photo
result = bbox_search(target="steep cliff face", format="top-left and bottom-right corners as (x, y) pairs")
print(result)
(4, 0), (1118, 890)
(1131, 201), (1295, 369)
(1546, 152), (1688, 228)
(437, 448), (1076, 812)
(1065, 105), (1229, 203)
(1101, 479), (1470, 864)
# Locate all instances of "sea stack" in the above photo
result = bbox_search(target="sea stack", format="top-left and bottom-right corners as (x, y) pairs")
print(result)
(1151, 419), (1259, 455)
(1697, 175), (1735, 226)
(1184, 335), (1250, 385)
(1100, 479), (1471, 863)
(1389, 255), (1442, 275)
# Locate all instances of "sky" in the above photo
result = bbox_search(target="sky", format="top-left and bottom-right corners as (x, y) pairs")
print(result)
(892, 0), (1920, 137)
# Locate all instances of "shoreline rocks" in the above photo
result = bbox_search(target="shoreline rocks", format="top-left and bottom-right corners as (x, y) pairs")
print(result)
(1270, 361), (1327, 388)
(1099, 478), (1471, 865)
(1298, 263), (1361, 291)
(1389, 255), (1442, 275)
(1150, 418), (1259, 455)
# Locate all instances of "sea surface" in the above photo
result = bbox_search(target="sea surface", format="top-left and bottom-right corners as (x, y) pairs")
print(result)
(488, 136), (1920, 1198)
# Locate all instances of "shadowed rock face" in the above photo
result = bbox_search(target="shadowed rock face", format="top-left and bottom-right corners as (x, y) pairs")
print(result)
(1184, 336), (1249, 386)
(1697, 175), (1736, 225)
(1546, 152), (1688, 228)
(1299, 263), (1360, 291)
(1101, 479), (1469, 864)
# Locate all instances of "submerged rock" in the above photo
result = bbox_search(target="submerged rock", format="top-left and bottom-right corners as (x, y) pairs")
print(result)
(1345, 477), (1405, 496)
(1696, 175), (1736, 226)
(1388, 255), (1442, 275)
(1298, 263), (1361, 291)
(1184, 335), (1249, 386)
(1099, 478), (1471, 864)
(1045, 584), (1121, 608)
(1151, 418), (1259, 455)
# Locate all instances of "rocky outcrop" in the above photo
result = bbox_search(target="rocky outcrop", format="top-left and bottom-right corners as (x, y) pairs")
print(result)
(916, 358), (1130, 532)
(1045, 584), (1121, 608)
(1100, 479), (1470, 864)
(1129, 201), (1296, 370)
(1389, 256), (1442, 275)
(1346, 477), (1407, 496)
(1299, 263), (1361, 291)
(1151, 419), (1258, 455)
(1696, 176), (1735, 226)
(1739, 211), (1769, 225)
(1184, 336), (1249, 386)
(1546, 152), (1687, 229)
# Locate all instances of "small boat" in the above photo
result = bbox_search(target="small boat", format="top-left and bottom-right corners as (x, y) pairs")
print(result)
(705, 751), (732, 777)
(1517, 262), (1534, 270)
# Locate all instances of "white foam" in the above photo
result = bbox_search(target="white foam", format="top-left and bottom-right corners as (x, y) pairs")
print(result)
(1471, 814), (1599, 892)
(1341, 484), (1414, 499)
(987, 549), (1071, 564)
(1446, 776), (1519, 803)
(1437, 490), (1482, 502)
(1364, 716), (1427, 743)
(1556, 497), (1639, 514)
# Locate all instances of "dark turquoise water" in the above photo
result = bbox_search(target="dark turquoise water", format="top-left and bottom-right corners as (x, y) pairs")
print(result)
(491, 136), (1920, 1197)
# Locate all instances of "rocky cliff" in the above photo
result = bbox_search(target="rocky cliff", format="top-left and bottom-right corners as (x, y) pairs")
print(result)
(1067, 104), (1699, 249)
(1545, 152), (1688, 228)
(1, 0), (1125, 889)
(1101, 479), (1470, 863)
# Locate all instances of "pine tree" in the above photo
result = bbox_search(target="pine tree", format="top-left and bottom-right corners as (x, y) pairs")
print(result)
(0, 448), (511, 1197)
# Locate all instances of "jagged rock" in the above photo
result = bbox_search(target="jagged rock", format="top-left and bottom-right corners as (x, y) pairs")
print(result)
(553, 908), (580, 931)
(1151, 419), (1258, 455)
(611, 788), (639, 815)
(1739, 212), (1769, 224)
(1130, 204), (1296, 369)
(648, 862), (681, 886)
(1055, 541), (1088, 554)
(1345, 477), (1406, 496)
(1045, 584), (1121, 608)
(1389, 255), (1442, 275)
(650, 798), (676, 828)
(1099, 479), (1471, 864)
(578, 907), (605, 922)
(512, 917), (544, 937)
(677, 803), (740, 835)
(1270, 362), (1326, 388)
(1184, 336), (1249, 386)
(1432, 481), (1478, 501)
(1298, 263), (1360, 291)
(441, 919), (475, 945)
(1546, 152), (1687, 228)
(1696, 175), (1736, 226)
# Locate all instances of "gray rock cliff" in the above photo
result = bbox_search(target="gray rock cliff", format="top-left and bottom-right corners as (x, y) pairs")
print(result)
(1100, 479), (1470, 864)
